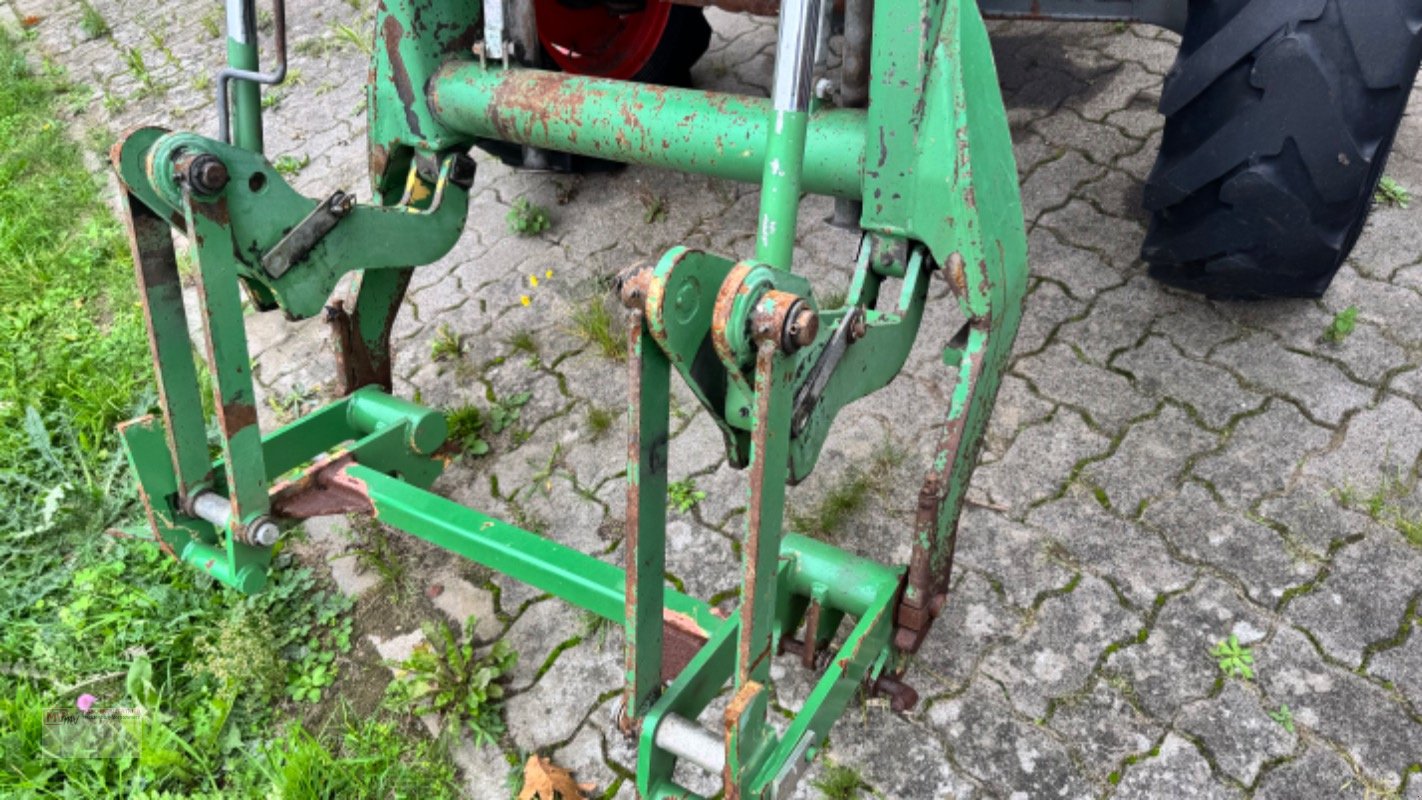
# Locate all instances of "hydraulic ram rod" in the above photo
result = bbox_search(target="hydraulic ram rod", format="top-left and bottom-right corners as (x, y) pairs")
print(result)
(428, 66), (866, 199)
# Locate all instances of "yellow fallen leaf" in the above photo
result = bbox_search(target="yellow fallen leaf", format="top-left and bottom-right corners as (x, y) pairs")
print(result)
(518, 755), (594, 800)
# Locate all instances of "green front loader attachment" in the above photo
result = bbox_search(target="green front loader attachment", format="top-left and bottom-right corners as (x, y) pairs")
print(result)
(112, 0), (1027, 792)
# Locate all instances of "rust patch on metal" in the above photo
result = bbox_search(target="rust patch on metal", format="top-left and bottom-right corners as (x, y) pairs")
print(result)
(737, 342), (778, 683)
(219, 401), (258, 438)
(486, 71), (587, 145)
(894, 343), (986, 653)
(660, 609), (710, 683)
(382, 15), (424, 138)
(623, 310), (645, 728)
(269, 454), (376, 519)
(721, 681), (764, 800)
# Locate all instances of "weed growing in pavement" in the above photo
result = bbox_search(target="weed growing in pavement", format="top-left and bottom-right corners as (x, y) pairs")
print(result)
(569, 293), (625, 361)
(78, 0), (109, 39)
(507, 197), (551, 236)
(1323, 306), (1358, 344)
(445, 390), (532, 458)
(272, 153), (310, 176)
(813, 761), (871, 799)
(790, 438), (906, 541)
(507, 328), (540, 358)
(384, 616), (517, 745)
(1211, 635), (1255, 680)
(330, 21), (373, 56)
(350, 516), (409, 597)
(585, 405), (616, 439)
(1268, 704), (1295, 733)
(430, 323), (464, 361)
(1335, 473), (1422, 548)
(1375, 176), (1411, 209)
(200, 10), (222, 38)
(668, 478), (707, 514)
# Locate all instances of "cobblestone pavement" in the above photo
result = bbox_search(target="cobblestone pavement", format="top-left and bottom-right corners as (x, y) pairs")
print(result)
(8, 0), (1422, 795)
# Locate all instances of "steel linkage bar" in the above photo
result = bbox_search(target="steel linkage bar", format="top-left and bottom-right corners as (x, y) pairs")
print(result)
(427, 67), (865, 199)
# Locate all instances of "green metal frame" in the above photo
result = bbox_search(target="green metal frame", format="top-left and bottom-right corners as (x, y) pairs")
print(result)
(111, 0), (1027, 793)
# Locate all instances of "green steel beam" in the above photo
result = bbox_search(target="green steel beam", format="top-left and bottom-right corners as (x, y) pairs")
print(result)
(428, 65), (866, 200)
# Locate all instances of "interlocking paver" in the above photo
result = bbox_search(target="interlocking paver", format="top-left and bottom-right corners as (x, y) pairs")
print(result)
(13, 0), (1422, 794)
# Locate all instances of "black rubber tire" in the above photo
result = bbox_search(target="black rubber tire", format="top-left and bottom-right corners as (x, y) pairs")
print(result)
(475, 6), (711, 171)
(1141, 0), (1422, 299)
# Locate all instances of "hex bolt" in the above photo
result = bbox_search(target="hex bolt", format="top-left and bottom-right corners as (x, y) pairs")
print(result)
(248, 516), (282, 547)
(186, 154), (229, 195)
(785, 305), (819, 350)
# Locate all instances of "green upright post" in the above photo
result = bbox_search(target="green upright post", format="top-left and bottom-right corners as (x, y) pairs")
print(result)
(754, 0), (822, 270)
(625, 311), (672, 723)
(226, 0), (263, 151)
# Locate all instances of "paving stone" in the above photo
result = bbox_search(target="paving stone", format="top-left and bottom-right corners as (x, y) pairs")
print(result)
(1150, 303), (1245, 359)
(1113, 733), (1242, 800)
(826, 708), (982, 800)
(1143, 484), (1312, 607)
(1257, 626), (1422, 788)
(985, 373), (1057, 459)
(1036, 199), (1149, 271)
(982, 575), (1140, 718)
(1256, 488), (1376, 559)
(1027, 498), (1193, 610)
(427, 569), (502, 640)
(1252, 744), (1367, 800)
(1106, 577), (1269, 720)
(1014, 342), (1156, 434)
(1211, 333), (1374, 426)
(1021, 150), (1107, 222)
(1112, 335), (1263, 429)
(1369, 622), (1422, 717)
(1026, 225), (1127, 302)
(1047, 682), (1164, 785)
(1286, 529), (1422, 668)
(1054, 277), (1190, 365)
(973, 408), (1111, 511)
(1082, 405), (1218, 513)
(954, 506), (1078, 612)
(930, 680), (1095, 798)
(915, 571), (1021, 695)
(1191, 401), (1333, 510)
(504, 638), (621, 752)
(1302, 395), (1422, 490)
(1176, 681), (1297, 785)
(1015, 279), (1086, 357)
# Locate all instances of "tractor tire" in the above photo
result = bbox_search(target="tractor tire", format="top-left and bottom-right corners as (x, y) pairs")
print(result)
(476, 5), (710, 171)
(1141, 0), (1422, 299)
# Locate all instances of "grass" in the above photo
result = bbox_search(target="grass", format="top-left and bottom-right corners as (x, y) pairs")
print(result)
(790, 439), (906, 541)
(1375, 176), (1411, 209)
(1335, 474), (1422, 549)
(430, 323), (464, 361)
(568, 294), (625, 362)
(812, 761), (870, 799)
(585, 405), (616, 439)
(0, 31), (460, 796)
(78, 0), (110, 40)
(330, 21), (374, 56)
